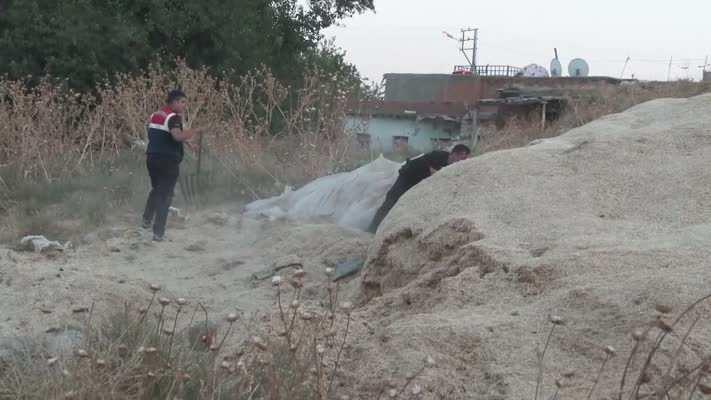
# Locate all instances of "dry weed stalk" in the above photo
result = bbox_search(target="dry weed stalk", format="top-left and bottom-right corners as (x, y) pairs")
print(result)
(535, 315), (564, 400)
(0, 275), (360, 400)
(0, 61), (361, 194)
(535, 294), (711, 400)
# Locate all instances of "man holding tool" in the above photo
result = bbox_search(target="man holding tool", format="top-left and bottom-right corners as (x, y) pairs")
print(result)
(142, 89), (202, 242)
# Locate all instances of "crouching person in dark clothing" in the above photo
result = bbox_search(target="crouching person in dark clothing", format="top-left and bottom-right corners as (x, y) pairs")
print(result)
(142, 90), (202, 242)
(367, 144), (471, 233)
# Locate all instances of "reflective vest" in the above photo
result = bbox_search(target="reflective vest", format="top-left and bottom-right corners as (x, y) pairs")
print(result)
(146, 107), (183, 161)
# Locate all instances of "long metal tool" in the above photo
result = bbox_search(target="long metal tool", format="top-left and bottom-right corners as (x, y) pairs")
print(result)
(179, 132), (211, 207)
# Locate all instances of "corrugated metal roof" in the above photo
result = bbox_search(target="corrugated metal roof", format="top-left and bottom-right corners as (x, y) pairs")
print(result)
(347, 101), (471, 119)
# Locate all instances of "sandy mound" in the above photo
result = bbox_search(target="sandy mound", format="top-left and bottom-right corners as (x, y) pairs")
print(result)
(350, 94), (711, 398)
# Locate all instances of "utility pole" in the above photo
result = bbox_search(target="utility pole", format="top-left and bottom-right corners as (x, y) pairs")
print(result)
(699, 56), (709, 81)
(667, 57), (673, 82)
(459, 28), (479, 73)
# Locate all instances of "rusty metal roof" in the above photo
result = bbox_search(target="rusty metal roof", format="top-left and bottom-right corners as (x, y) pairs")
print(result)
(347, 101), (471, 120)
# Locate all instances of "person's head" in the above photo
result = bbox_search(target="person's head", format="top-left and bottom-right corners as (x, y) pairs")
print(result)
(166, 89), (187, 114)
(449, 144), (471, 163)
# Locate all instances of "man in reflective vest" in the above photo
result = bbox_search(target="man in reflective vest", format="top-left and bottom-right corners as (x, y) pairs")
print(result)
(142, 90), (202, 241)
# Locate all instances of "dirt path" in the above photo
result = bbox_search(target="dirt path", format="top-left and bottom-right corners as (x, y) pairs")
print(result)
(0, 207), (370, 339)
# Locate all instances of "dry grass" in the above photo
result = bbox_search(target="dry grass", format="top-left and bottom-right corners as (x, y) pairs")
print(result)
(535, 294), (711, 400)
(0, 270), (377, 400)
(0, 60), (360, 187)
(477, 80), (711, 154)
(0, 61), (368, 243)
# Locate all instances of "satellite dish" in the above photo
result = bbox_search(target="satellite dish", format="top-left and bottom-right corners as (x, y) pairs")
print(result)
(522, 64), (550, 78)
(568, 58), (590, 77)
(550, 59), (562, 77)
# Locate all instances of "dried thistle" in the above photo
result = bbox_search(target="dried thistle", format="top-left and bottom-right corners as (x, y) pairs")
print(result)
(656, 317), (673, 333)
(226, 313), (239, 323)
(655, 304), (673, 314)
(176, 298), (188, 306)
(149, 284), (161, 292)
(47, 357), (58, 366)
(632, 329), (645, 341)
(252, 336), (268, 351)
(289, 278), (304, 289)
(272, 275), (282, 286)
(158, 297), (171, 306)
(340, 301), (354, 313)
(293, 269), (306, 278)
(76, 349), (89, 358)
(549, 315), (564, 325)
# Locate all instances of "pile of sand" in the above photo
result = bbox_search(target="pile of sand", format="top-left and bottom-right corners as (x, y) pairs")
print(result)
(344, 94), (711, 398)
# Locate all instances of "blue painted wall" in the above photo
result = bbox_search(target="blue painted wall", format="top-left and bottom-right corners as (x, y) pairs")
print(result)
(345, 116), (465, 153)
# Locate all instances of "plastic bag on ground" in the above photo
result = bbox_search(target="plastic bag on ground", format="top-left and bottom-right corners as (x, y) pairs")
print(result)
(244, 156), (400, 231)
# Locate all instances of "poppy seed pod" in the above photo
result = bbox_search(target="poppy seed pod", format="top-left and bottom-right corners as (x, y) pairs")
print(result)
(632, 329), (645, 341)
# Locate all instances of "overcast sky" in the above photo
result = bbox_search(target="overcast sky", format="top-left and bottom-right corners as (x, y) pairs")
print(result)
(324, 0), (711, 83)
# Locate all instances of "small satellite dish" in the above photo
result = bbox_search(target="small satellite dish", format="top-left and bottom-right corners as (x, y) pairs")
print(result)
(522, 64), (550, 78)
(568, 58), (590, 77)
(550, 59), (562, 77)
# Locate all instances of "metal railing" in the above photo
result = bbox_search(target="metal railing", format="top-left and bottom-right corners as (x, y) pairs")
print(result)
(453, 65), (522, 77)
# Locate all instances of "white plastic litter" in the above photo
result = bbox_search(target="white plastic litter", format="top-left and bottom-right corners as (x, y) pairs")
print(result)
(244, 156), (401, 231)
(20, 235), (65, 253)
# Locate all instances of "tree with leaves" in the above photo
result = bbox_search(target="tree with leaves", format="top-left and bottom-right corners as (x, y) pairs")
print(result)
(0, 0), (374, 90)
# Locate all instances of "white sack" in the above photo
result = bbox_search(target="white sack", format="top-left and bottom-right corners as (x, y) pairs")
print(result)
(244, 156), (400, 231)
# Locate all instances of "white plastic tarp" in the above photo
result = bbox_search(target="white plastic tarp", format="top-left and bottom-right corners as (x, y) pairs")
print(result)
(243, 156), (401, 231)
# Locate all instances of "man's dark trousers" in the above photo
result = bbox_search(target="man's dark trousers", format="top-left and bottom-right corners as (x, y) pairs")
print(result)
(367, 174), (415, 233)
(143, 155), (180, 237)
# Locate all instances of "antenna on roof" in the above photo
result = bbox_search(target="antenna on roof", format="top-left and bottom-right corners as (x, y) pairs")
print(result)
(443, 27), (479, 73)
(620, 56), (631, 78)
(550, 48), (562, 77)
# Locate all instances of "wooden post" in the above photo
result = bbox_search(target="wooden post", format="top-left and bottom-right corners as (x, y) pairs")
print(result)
(540, 102), (547, 131)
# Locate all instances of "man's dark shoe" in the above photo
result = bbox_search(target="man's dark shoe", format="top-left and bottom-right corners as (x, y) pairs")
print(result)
(142, 219), (152, 229)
